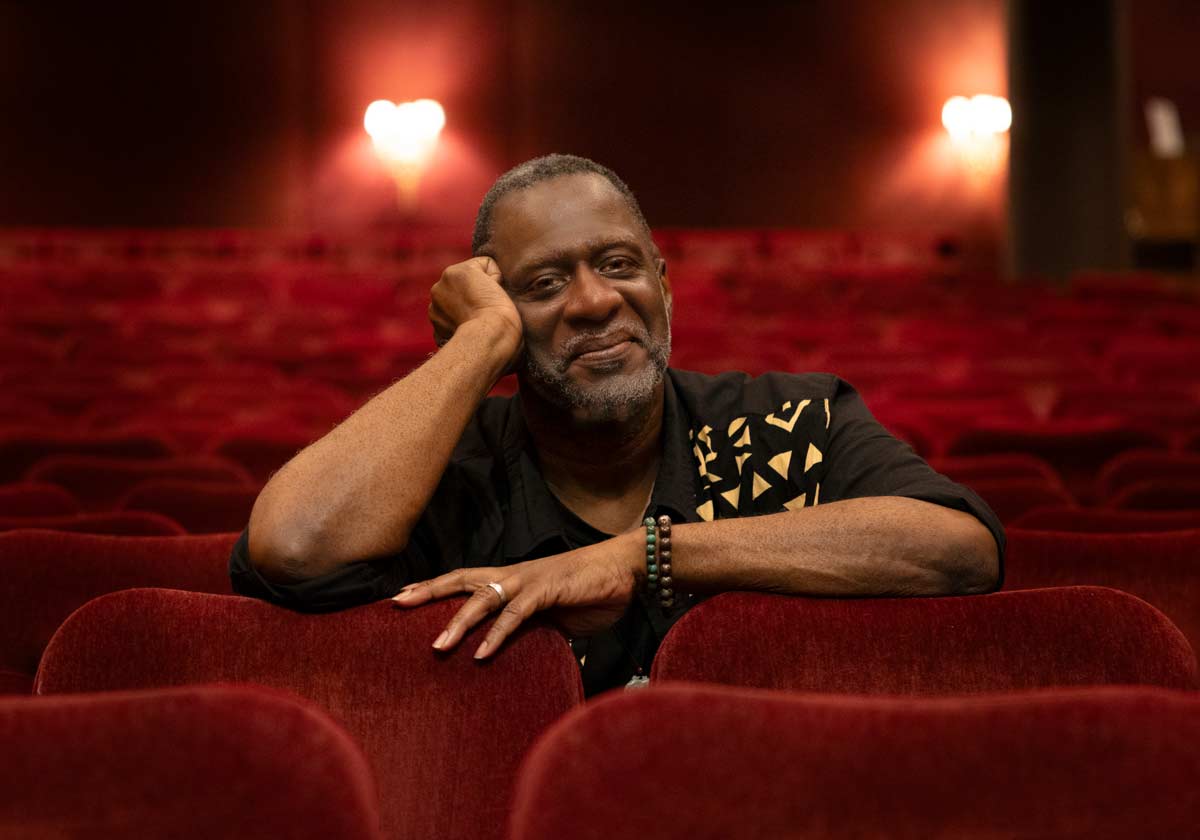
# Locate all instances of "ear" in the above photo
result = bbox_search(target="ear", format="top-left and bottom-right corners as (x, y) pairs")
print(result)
(656, 257), (672, 315)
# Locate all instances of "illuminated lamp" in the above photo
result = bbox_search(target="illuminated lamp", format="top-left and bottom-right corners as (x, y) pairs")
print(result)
(942, 94), (1012, 142)
(364, 98), (446, 208)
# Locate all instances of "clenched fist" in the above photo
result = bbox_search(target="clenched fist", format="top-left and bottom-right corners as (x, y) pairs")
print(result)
(428, 257), (523, 366)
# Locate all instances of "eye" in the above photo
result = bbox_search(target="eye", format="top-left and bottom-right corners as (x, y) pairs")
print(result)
(527, 274), (565, 296)
(602, 256), (636, 273)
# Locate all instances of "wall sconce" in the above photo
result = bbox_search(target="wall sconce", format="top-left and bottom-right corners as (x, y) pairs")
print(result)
(942, 94), (1011, 142)
(364, 98), (446, 209)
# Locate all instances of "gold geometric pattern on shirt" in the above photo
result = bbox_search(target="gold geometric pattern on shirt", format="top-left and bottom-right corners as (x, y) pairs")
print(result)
(764, 399), (811, 433)
(767, 449), (792, 478)
(804, 442), (823, 472)
(692, 398), (830, 521)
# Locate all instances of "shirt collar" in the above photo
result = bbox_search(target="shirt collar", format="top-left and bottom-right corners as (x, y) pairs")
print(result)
(500, 371), (701, 560)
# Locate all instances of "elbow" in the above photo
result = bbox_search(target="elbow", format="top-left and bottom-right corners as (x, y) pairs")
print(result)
(939, 522), (1001, 596)
(246, 493), (326, 584)
(247, 524), (322, 584)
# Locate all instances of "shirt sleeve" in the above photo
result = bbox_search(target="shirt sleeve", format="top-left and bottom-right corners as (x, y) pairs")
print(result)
(819, 377), (1006, 587)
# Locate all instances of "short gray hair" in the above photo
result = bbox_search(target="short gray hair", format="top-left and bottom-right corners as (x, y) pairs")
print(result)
(471, 153), (651, 255)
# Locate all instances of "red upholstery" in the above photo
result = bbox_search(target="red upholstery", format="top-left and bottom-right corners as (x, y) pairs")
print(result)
(35, 590), (584, 840)
(1005, 528), (1200, 658)
(0, 482), (78, 516)
(510, 684), (1200, 840)
(0, 685), (383, 840)
(0, 511), (185, 535)
(1096, 449), (1200, 499)
(945, 421), (1170, 502)
(209, 428), (315, 482)
(0, 432), (174, 482)
(650, 588), (1197, 693)
(1106, 479), (1200, 511)
(958, 477), (1076, 523)
(1012, 505), (1200, 533)
(26, 454), (254, 511)
(0, 669), (32, 694)
(0, 531), (235, 689)
(928, 453), (1063, 485)
(118, 479), (258, 533)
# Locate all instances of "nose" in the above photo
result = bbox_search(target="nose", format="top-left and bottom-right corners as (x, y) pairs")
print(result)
(562, 264), (622, 324)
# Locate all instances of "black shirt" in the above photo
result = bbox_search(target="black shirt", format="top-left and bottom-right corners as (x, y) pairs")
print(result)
(230, 369), (1005, 696)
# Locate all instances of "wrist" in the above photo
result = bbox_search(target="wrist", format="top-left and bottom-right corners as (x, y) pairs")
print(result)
(623, 529), (648, 589)
(471, 310), (523, 358)
(453, 315), (522, 379)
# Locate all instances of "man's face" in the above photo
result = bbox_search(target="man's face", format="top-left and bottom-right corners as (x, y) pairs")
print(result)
(487, 173), (672, 424)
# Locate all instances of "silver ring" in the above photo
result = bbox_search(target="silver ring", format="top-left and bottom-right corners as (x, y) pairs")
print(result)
(485, 581), (507, 606)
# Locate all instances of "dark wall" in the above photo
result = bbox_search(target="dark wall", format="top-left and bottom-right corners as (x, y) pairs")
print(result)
(0, 0), (1008, 258)
(0, 0), (309, 226)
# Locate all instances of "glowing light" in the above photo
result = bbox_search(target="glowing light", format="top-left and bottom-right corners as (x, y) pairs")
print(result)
(364, 98), (446, 166)
(942, 94), (1011, 142)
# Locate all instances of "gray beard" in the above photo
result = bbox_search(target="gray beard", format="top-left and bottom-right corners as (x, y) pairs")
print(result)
(521, 322), (671, 424)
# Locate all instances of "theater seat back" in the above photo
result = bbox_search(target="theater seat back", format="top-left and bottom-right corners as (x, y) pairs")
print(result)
(651, 588), (1197, 693)
(511, 684), (1200, 840)
(1005, 528), (1200, 658)
(0, 530), (235, 688)
(0, 685), (383, 840)
(35, 589), (583, 840)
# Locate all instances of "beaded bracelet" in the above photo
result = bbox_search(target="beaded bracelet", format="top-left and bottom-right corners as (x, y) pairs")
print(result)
(657, 514), (675, 610)
(643, 517), (659, 594)
(643, 515), (676, 610)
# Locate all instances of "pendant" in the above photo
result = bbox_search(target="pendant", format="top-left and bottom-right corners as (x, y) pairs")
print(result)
(624, 674), (650, 690)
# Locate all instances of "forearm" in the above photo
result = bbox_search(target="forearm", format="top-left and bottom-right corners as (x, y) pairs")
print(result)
(248, 317), (515, 582)
(637, 497), (999, 598)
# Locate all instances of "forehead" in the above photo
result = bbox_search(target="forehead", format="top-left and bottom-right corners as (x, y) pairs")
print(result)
(489, 173), (645, 271)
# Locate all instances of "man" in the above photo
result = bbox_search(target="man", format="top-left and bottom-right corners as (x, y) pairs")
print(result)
(231, 154), (1003, 695)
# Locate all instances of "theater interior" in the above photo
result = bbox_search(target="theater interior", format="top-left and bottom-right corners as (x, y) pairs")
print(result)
(2, 1), (1200, 837)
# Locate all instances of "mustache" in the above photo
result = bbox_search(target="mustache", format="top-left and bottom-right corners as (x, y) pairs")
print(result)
(559, 322), (651, 366)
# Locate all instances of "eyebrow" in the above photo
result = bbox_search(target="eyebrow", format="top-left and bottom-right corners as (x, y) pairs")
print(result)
(510, 236), (644, 282)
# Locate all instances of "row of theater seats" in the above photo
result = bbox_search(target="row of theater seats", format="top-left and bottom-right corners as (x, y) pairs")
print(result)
(1, 527), (1199, 836)
(2, 229), (1200, 529)
(2, 447), (1199, 539)
(2, 228), (1199, 836)
(7, 684), (1198, 839)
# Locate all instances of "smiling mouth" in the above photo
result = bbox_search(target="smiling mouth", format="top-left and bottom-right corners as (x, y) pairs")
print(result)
(574, 339), (634, 363)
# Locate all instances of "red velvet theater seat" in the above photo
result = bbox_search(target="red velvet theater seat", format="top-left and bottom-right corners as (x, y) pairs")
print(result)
(0, 511), (185, 536)
(1011, 505), (1200, 533)
(0, 431), (175, 483)
(944, 420), (1170, 503)
(510, 684), (1200, 840)
(26, 454), (255, 511)
(0, 685), (383, 840)
(0, 482), (78, 517)
(35, 590), (584, 840)
(650, 588), (1197, 694)
(0, 531), (235, 694)
(928, 453), (1063, 486)
(118, 479), (258, 533)
(1106, 479), (1200, 511)
(1005, 528), (1200, 658)
(958, 477), (1076, 524)
(1096, 449), (1200, 500)
(208, 427), (316, 483)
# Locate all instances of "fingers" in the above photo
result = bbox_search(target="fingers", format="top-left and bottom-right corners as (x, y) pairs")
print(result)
(475, 255), (501, 278)
(392, 567), (535, 659)
(431, 581), (515, 654)
(474, 597), (537, 660)
(391, 569), (468, 607)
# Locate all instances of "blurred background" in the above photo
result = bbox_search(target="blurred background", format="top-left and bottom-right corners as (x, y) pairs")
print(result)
(1, 0), (1196, 277)
(2, 0), (1200, 536)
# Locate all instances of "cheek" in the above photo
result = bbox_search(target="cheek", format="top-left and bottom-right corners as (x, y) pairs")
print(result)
(516, 306), (559, 351)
